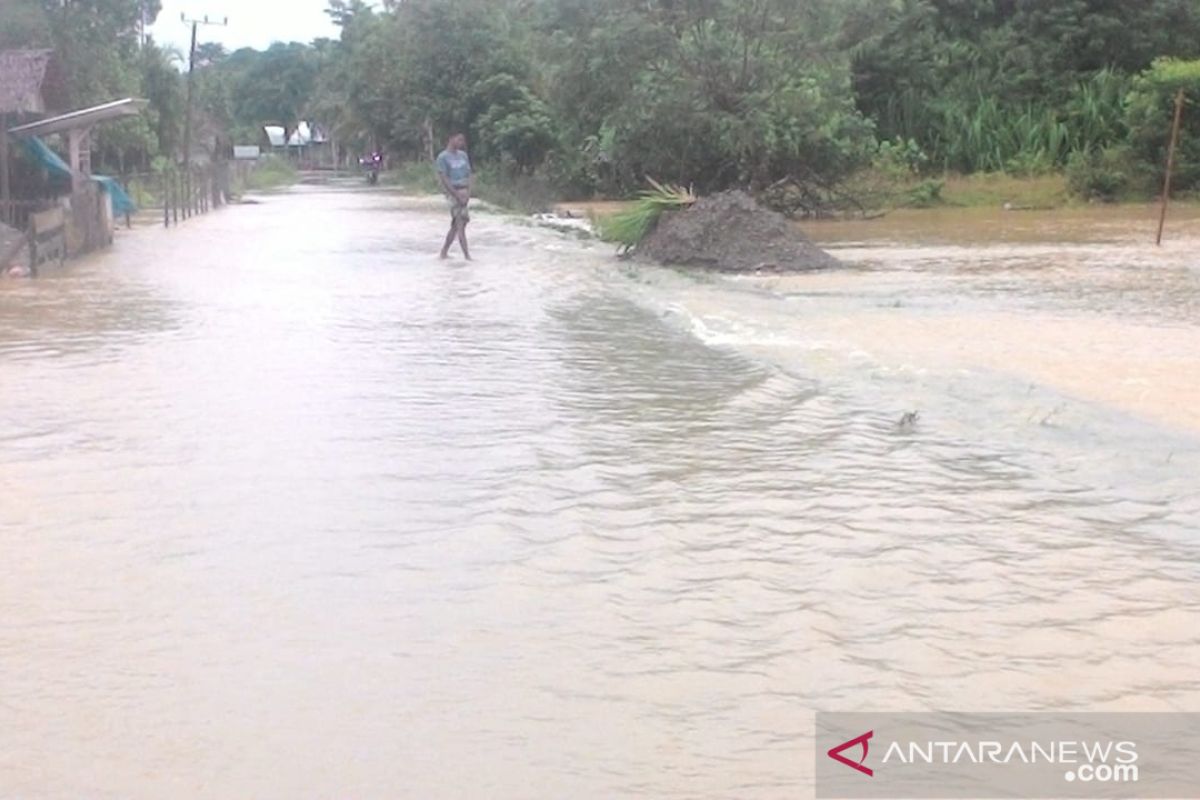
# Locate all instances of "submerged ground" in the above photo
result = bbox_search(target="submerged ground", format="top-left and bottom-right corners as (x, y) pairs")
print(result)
(1, 186), (1197, 799)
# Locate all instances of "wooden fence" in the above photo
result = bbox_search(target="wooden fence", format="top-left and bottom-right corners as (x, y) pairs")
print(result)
(123, 165), (230, 228)
(1, 165), (232, 274)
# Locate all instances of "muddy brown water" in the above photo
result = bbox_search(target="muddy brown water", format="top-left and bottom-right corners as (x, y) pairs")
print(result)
(2, 188), (1198, 799)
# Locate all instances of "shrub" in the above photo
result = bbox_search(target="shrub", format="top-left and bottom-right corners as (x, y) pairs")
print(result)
(1065, 146), (1133, 201)
(905, 178), (945, 207)
(873, 139), (929, 178)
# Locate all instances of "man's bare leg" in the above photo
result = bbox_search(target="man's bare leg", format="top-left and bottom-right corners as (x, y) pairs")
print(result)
(457, 220), (472, 261)
(440, 222), (457, 259)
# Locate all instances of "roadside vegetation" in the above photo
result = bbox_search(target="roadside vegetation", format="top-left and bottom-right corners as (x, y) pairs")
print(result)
(237, 155), (298, 194)
(4, 1), (1200, 215)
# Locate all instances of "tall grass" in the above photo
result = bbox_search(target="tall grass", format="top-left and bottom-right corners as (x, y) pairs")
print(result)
(875, 70), (1132, 175)
(383, 160), (442, 194)
(929, 96), (1069, 173)
(1065, 68), (1131, 153)
(241, 155), (298, 192)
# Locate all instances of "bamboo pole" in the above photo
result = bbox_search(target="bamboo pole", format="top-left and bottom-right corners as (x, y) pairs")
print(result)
(0, 126), (10, 226)
(1156, 88), (1186, 246)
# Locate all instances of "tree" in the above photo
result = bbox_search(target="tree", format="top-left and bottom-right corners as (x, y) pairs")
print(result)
(0, 0), (51, 49)
(535, 0), (875, 194)
(851, 0), (1200, 172)
(229, 43), (319, 143)
(1125, 58), (1200, 191)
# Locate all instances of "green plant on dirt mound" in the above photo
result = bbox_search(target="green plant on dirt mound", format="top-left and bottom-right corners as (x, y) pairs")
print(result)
(594, 178), (695, 253)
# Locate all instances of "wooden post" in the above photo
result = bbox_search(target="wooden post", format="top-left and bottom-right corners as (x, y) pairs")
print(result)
(1156, 88), (1186, 246)
(67, 128), (88, 193)
(182, 19), (198, 184)
(28, 214), (37, 276)
(163, 173), (169, 227)
(0, 126), (10, 226)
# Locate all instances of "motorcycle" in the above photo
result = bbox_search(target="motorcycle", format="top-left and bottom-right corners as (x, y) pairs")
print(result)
(361, 152), (383, 185)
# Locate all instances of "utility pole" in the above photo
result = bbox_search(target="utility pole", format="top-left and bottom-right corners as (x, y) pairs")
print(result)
(180, 13), (227, 221)
(1156, 88), (1186, 247)
(180, 13), (228, 174)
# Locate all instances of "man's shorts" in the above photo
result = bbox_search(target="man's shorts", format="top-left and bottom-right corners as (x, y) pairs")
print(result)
(447, 194), (470, 223)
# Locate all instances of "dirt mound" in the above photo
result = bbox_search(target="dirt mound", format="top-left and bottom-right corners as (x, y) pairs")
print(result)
(640, 190), (840, 272)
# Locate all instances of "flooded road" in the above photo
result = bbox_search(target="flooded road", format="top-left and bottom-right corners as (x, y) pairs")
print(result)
(2, 187), (1198, 799)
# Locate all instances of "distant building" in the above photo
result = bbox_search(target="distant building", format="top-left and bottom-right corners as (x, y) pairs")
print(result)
(1, 49), (145, 268)
(262, 122), (334, 169)
(1, 49), (62, 229)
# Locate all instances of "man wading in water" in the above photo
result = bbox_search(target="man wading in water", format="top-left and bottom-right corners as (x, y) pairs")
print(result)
(436, 133), (473, 260)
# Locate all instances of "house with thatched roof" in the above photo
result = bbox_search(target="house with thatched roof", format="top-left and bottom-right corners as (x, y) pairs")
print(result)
(1, 49), (66, 229)
(2, 49), (145, 267)
(0, 49), (63, 117)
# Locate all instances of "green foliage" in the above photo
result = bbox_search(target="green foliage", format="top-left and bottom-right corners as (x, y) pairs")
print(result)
(471, 75), (559, 173)
(905, 178), (945, 207)
(338, 0), (532, 157)
(132, 43), (184, 165)
(1065, 146), (1135, 201)
(239, 155), (298, 193)
(595, 179), (696, 249)
(539, 0), (876, 196)
(382, 161), (442, 194)
(0, 0), (51, 49)
(228, 43), (319, 140)
(853, 0), (1200, 178)
(873, 139), (929, 178)
(1124, 59), (1200, 192)
(13, 0), (1200, 204)
(473, 168), (561, 213)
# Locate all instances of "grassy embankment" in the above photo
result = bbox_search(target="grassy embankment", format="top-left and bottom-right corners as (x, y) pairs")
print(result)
(379, 158), (1189, 217)
(875, 172), (1196, 211)
(235, 155), (299, 194)
(383, 160), (560, 213)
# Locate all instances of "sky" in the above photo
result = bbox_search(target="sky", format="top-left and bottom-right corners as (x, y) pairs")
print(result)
(147, 0), (348, 54)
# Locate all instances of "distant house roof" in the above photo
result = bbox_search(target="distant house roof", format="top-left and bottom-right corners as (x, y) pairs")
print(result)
(264, 125), (287, 147)
(0, 49), (53, 114)
(264, 122), (327, 148)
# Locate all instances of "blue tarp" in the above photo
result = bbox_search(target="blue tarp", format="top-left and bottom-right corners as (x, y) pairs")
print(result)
(19, 136), (137, 216)
(93, 175), (136, 216)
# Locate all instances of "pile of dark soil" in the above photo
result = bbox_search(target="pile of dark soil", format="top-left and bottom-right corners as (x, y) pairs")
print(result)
(639, 190), (840, 272)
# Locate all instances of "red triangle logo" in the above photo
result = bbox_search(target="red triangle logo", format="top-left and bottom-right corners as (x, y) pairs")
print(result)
(827, 730), (874, 777)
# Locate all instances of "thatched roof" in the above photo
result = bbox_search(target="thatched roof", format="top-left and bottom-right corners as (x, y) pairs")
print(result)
(0, 49), (53, 114)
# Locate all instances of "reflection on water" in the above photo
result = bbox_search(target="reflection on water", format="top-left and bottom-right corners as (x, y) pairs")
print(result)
(1, 188), (1198, 799)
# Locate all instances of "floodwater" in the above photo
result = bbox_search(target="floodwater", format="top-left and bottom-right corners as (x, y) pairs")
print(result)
(1, 187), (1198, 799)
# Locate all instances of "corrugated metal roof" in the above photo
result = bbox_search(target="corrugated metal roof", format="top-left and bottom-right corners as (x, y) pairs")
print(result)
(264, 122), (327, 148)
(0, 49), (52, 114)
(8, 98), (147, 137)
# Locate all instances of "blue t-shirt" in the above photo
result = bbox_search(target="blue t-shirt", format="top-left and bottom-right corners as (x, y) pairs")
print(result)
(436, 149), (472, 188)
